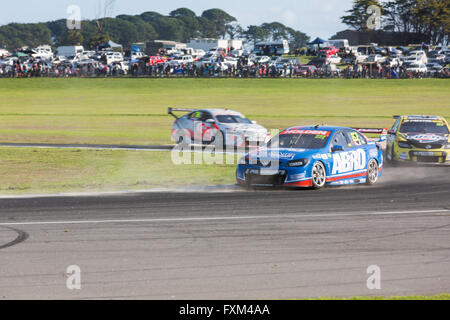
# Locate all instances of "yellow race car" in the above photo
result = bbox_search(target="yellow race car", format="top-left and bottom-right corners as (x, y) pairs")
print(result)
(386, 115), (450, 164)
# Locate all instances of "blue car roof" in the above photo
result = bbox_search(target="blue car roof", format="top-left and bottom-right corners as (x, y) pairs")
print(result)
(283, 125), (350, 132)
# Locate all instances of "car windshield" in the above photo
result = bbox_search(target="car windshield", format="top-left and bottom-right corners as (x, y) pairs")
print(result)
(268, 130), (331, 149)
(400, 121), (449, 134)
(216, 115), (252, 124)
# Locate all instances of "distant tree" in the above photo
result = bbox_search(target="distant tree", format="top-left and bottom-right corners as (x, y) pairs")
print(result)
(116, 15), (158, 42)
(343, 0), (450, 44)
(225, 22), (244, 39)
(197, 17), (217, 38)
(261, 22), (289, 40)
(170, 8), (197, 19)
(139, 11), (163, 24)
(153, 16), (184, 41)
(286, 28), (310, 49)
(102, 18), (139, 46)
(60, 30), (84, 45)
(341, 0), (384, 31)
(244, 25), (270, 44)
(201, 8), (237, 38)
(93, 0), (116, 35)
(170, 8), (201, 41)
(0, 7), (312, 50)
(0, 23), (51, 49)
(383, 0), (417, 32)
(412, 0), (449, 44)
(88, 34), (110, 49)
(46, 19), (68, 45)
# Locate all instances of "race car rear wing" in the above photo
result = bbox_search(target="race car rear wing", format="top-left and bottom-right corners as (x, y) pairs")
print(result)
(354, 128), (388, 143)
(168, 107), (195, 119)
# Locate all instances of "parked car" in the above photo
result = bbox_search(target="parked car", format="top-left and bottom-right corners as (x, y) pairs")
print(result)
(327, 55), (342, 64)
(169, 55), (194, 65)
(407, 50), (428, 64)
(426, 63), (443, 75)
(111, 61), (129, 75)
(296, 65), (317, 77)
(406, 62), (427, 73)
(387, 57), (403, 68)
(307, 57), (327, 67)
(255, 56), (271, 64)
(104, 52), (124, 64)
(354, 52), (368, 63)
(367, 54), (386, 64)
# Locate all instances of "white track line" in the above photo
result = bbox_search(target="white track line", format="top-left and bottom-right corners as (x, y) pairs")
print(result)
(0, 144), (244, 155)
(0, 209), (448, 227)
(0, 145), (172, 152)
(0, 185), (239, 199)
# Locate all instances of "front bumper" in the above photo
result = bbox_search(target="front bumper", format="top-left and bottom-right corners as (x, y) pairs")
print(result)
(236, 165), (312, 187)
(394, 147), (450, 164)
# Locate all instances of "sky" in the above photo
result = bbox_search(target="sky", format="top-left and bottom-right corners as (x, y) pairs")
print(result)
(0, 0), (356, 39)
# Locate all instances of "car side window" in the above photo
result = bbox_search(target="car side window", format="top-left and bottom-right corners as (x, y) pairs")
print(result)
(331, 131), (350, 150)
(188, 111), (201, 120)
(199, 112), (213, 122)
(345, 130), (367, 147)
(391, 118), (401, 133)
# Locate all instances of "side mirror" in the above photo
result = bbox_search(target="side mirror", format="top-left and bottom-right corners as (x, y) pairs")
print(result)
(332, 145), (344, 153)
(206, 119), (215, 124)
(388, 129), (396, 135)
(252, 120), (258, 124)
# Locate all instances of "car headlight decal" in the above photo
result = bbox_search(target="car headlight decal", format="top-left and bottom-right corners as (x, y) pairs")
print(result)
(397, 141), (412, 149)
(287, 159), (309, 167)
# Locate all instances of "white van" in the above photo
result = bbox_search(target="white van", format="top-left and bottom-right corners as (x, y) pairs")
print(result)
(0, 49), (10, 57)
(56, 46), (84, 59)
(105, 52), (124, 64)
(327, 39), (351, 54)
(31, 47), (54, 60)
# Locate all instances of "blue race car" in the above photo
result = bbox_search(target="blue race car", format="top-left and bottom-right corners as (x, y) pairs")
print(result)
(236, 126), (385, 189)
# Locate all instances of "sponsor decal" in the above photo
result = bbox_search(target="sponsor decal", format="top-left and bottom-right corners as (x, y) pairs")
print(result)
(280, 129), (331, 136)
(288, 173), (306, 180)
(409, 134), (444, 143)
(312, 154), (330, 160)
(332, 149), (366, 175)
(278, 152), (296, 160)
(414, 151), (435, 156)
(399, 152), (409, 160)
(350, 132), (362, 144)
(370, 149), (378, 158)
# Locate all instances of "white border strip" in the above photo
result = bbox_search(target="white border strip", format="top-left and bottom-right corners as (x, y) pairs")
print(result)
(0, 210), (448, 227)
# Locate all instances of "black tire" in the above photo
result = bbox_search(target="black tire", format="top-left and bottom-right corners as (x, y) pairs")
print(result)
(311, 161), (327, 189)
(386, 146), (397, 167)
(175, 130), (189, 147)
(366, 159), (379, 185)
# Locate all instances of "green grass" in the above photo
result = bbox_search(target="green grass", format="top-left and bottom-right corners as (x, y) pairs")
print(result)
(0, 78), (448, 145)
(0, 78), (448, 194)
(311, 293), (450, 300)
(0, 147), (237, 194)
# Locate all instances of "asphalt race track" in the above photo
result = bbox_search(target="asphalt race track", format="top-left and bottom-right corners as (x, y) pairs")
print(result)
(0, 166), (449, 299)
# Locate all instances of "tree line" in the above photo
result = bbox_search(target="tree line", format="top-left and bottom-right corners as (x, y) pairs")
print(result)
(0, 8), (310, 51)
(341, 0), (449, 44)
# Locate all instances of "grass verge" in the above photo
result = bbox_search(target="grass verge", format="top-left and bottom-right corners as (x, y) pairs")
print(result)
(310, 293), (450, 300)
(0, 78), (448, 145)
(0, 148), (237, 195)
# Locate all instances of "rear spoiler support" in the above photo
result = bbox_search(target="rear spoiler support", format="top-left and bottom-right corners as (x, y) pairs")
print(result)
(168, 107), (194, 119)
(353, 128), (388, 143)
